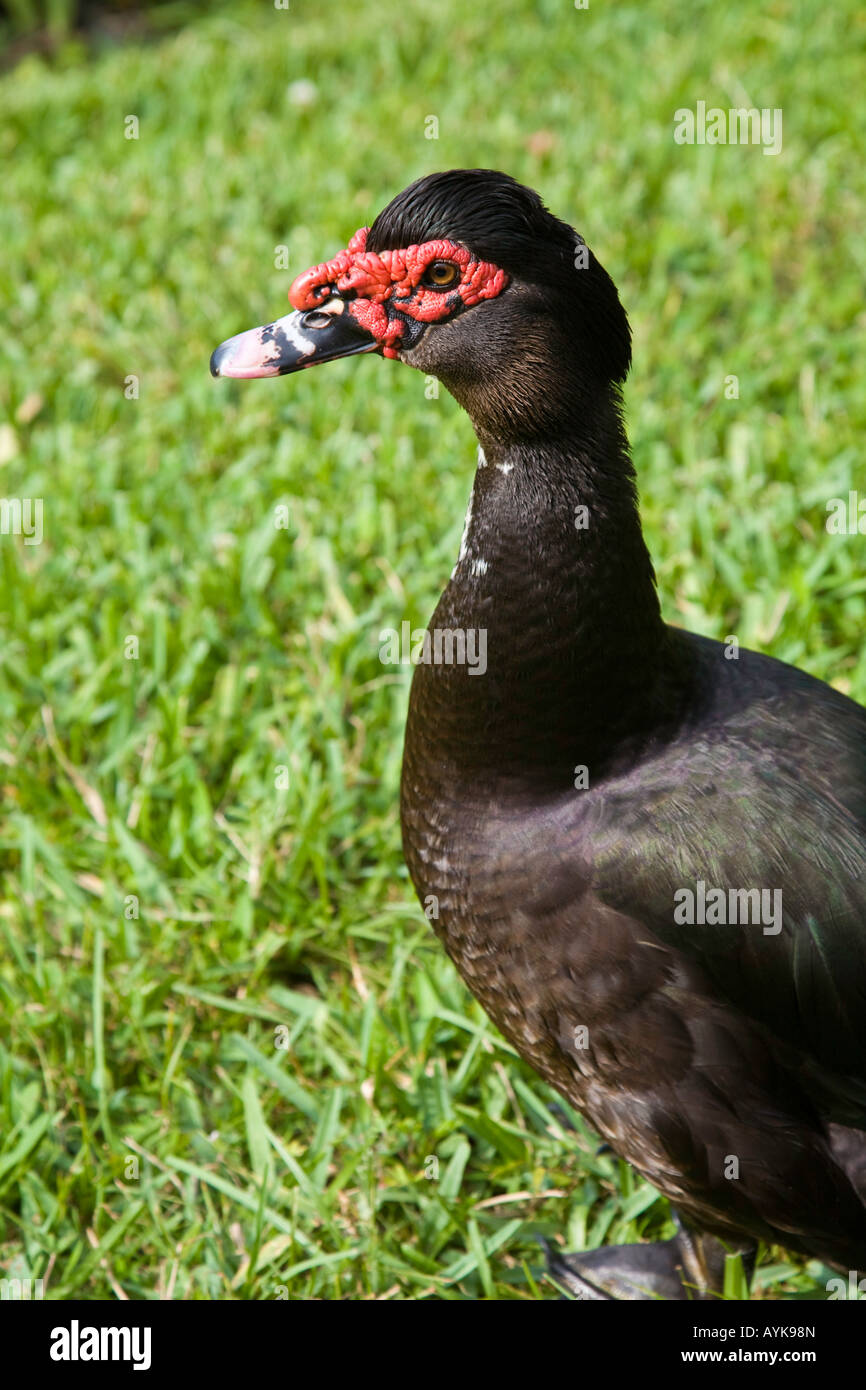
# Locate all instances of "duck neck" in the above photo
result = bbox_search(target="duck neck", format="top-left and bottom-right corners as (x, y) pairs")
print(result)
(404, 392), (674, 787)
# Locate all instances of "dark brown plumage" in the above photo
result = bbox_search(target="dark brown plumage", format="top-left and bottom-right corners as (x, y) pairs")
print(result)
(213, 169), (866, 1298)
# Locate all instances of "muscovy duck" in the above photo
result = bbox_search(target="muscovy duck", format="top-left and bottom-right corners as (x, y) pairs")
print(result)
(211, 169), (866, 1300)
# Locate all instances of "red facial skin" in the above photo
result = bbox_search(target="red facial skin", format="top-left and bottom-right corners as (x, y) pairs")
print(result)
(289, 228), (509, 358)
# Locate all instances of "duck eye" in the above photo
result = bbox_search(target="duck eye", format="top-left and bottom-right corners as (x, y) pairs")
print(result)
(422, 260), (460, 289)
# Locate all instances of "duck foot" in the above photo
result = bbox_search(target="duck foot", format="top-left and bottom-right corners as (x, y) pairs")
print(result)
(545, 1217), (756, 1301)
(547, 1237), (690, 1300)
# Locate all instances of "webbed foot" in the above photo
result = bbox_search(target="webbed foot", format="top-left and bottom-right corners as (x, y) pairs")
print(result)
(545, 1215), (756, 1301)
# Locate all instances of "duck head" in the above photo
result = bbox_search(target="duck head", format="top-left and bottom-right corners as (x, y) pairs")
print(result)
(210, 169), (631, 440)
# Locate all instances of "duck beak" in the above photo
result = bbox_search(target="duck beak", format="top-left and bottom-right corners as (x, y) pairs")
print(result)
(210, 299), (379, 379)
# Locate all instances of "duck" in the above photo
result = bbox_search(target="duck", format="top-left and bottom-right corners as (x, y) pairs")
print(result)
(211, 169), (866, 1300)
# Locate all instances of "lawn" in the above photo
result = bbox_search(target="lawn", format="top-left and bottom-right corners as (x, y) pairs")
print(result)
(0, 0), (864, 1300)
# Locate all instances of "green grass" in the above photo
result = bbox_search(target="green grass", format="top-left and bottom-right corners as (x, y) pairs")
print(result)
(0, 0), (864, 1300)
